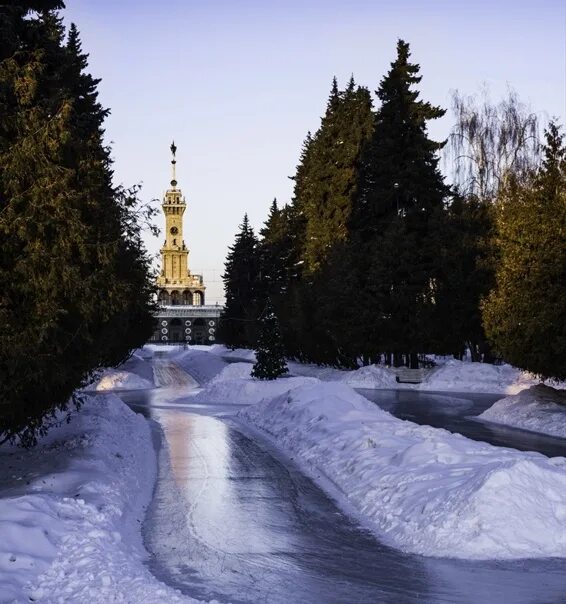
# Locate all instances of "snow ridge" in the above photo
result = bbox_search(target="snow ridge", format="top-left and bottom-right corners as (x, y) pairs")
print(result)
(239, 381), (566, 560)
(0, 395), (203, 603)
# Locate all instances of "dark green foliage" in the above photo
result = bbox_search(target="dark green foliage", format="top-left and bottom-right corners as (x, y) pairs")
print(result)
(230, 40), (556, 375)
(434, 195), (496, 360)
(267, 78), (374, 365)
(302, 77), (374, 275)
(0, 5), (156, 446)
(483, 123), (566, 379)
(257, 199), (292, 298)
(251, 299), (288, 380)
(218, 214), (260, 349)
(345, 40), (451, 363)
(352, 40), (448, 235)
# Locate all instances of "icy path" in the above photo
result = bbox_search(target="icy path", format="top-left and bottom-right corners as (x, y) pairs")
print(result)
(121, 368), (566, 604)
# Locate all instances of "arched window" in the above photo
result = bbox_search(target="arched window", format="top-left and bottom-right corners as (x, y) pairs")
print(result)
(182, 290), (193, 305)
(170, 290), (180, 306)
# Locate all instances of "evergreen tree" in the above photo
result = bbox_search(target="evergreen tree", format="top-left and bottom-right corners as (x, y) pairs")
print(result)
(482, 122), (566, 379)
(272, 78), (373, 364)
(218, 214), (260, 348)
(302, 77), (374, 275)
(434, 195), (496, 360)
(0, 3), (156, 445)
(350, 40), (451, 366)
(257, 198), (290, 299)
(251, 299), (289, 380)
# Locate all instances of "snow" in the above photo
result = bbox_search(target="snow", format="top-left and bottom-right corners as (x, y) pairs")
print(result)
(0, 395), (205, 603)
(170, 348), (229, 385)
(288, 358), (542, 394)
(235, 380), (566, 560)
(208, 346), (256, 363)
(91, 352), (156, 391)
(418, 359), (540, 394)
(289, 361), (399, 389)
(479, 385), (566, 438)
(211, 362), (252, 383)
(190, 375), (317, 405)
(4, 345), (566, 603)
(94, 370), (153, 391)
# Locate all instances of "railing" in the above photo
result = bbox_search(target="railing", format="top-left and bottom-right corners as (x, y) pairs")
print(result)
(155, 305), (223, 318)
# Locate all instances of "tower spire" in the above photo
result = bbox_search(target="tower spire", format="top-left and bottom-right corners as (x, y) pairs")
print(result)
(170, 140), (178, 188)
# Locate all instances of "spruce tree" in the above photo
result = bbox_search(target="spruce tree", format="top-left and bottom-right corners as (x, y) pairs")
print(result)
(257, 199), (290, 299)
(483, 122), (566, 379)
(218, 214), (260, 348)
(434, 195), (496, 360)
(251, 299), (289, 380)
(302, 77), (374, 275)
(0, 4), (155, 445)
(272, 78), (374, 364)
(350, 40), (451, 366)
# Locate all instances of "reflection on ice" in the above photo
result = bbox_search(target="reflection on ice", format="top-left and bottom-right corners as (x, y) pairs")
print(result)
(121, 363), (566, 604)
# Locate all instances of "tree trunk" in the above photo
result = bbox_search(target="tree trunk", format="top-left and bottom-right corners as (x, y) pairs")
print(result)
(409, 352), (419, 369)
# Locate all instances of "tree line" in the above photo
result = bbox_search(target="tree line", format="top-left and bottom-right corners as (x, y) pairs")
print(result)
(219, 40), (565, 381)
(0, 2), (156, 445)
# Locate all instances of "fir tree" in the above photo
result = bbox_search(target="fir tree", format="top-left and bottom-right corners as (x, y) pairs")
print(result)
(434, 195), (496, 360)
(257, 198), (290, 299)
(251, 299), (289, 380)
(218, 214), (260, 348)
(302, 77), (374, 275)
(0, 4), (155, 445)
(482, 122), (566, 379)
(350, 40), (451, 366)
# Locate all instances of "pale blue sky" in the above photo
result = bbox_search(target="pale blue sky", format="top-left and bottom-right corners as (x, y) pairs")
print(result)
(62, 0), (566, 304)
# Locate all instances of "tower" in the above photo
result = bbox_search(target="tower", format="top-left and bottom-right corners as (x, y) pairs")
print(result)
(156, 142), (206, 306)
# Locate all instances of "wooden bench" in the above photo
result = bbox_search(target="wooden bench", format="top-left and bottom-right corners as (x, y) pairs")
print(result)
(395, 367), (426, 384)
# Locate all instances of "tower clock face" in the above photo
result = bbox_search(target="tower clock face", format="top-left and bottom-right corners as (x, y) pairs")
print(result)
(170, 226), (178, 235)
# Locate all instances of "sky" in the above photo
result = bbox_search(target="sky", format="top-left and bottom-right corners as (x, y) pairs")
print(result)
(61, 0), (566, 305)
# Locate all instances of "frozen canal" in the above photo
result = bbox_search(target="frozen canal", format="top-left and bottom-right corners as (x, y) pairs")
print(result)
(121, 364), (566, 604)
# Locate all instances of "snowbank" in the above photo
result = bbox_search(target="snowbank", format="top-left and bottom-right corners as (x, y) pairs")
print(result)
(95, 369), (153, 391)
(419, 359), (537, 394)
(288, 362), (397, 389)
(190, 375), (317, 405)
(171, 349), (229, 385)
(239, 381), (566, 560)
(289, 358), (539, 394)
(0, 395), (202, 603)
(211, 362), (252, 383)
(211, 346), (256, 363)
(479, 385), (566, 438)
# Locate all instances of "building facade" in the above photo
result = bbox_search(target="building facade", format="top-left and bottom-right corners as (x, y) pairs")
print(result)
(149, 143), (222, 344)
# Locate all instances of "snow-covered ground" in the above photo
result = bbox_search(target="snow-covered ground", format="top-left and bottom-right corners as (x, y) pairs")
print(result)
(479, 385), (566, 438)
(170, 346), (566, 560)
(0, 394), (204, 603)
(237, 380), (566, 560)
(94, 370), (153, 391)
(210, 346), (553, 394)
(418, 359), (542, 394)
(3, 343), (566, 601)
(91, 352), (156, 391)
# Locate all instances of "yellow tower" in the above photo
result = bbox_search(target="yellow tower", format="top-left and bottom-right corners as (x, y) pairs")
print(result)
(156, 142), (206, 306)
